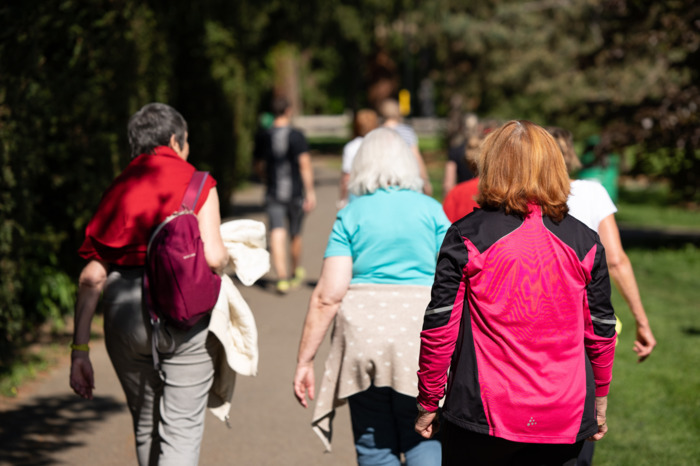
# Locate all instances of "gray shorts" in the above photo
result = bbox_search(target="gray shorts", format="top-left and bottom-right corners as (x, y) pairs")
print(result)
(266, 196), (305, 236)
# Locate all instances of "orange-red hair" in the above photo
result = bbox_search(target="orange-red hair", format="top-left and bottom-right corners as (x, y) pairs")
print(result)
(477, 120), (570, 222)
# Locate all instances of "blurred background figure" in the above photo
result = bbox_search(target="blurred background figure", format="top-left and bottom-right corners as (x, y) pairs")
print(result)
(549, 126), (656, 363)
(338, 109), (379, 208)
(441, 120), (489, 223)
(548, 126), (657, 466)
(294, 128), (449, 466)
(378, 98), (434, 196)
(416, 121), (616, 465)
(442, 113), (478, 197)
(254, 97), (317, 294)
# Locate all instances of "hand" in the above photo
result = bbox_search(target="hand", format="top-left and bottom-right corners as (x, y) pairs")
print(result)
(414, 410), (439, 439)
(587, 396), (608, 441)
(588, 420), (608, 442)
(293, 361), (315, 408)
(70, 351), (95, 400)
(634, 323), (656, 362)
(303, 191), (317, 213)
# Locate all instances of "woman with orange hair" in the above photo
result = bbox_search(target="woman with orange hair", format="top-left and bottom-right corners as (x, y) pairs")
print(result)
(415, 121), (617, 465)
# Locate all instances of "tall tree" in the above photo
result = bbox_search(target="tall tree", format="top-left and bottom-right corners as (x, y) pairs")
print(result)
(0, 0), (172, 360)
(406, 0), (699, 200)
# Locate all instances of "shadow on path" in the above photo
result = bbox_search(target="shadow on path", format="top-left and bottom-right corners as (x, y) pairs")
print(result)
(0, 394), (124, 465)
(619, 226), (700, 249)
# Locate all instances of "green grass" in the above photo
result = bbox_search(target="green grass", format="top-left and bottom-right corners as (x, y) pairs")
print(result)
(427, 163), (446, 201)
(617, 202), (700, 231)
(0, 316), (103, 398)
(615, 184), (700, 230)
(595, 244), (700, 465)
(0, 345), (61, 397)
(418, 135), (446, 152)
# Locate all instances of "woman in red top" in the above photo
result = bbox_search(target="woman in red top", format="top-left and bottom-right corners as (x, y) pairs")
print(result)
(69, 103), (227, 465)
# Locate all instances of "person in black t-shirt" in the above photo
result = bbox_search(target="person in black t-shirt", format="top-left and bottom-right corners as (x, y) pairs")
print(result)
(254, 97), (316, 294)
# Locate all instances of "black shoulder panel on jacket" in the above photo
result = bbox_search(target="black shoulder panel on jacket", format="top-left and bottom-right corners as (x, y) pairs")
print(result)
(543, 214), (598, 262)
(454, 208), (524, 254)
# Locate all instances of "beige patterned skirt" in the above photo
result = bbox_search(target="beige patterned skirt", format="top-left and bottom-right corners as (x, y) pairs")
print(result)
(311, 283), (431, 451)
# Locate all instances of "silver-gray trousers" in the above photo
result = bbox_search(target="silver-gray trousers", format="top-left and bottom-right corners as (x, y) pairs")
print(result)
(102, 267), (216, 466)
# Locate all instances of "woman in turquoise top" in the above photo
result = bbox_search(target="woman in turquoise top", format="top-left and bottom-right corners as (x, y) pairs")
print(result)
(293, 128), (450, 465)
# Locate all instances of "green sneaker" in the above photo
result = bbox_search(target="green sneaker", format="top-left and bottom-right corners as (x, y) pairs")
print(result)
(290, 267), (306, 289)
(276, 279), (291, 294)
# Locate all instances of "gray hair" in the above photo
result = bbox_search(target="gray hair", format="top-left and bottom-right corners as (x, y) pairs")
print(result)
(127, 103), (188, 158)
(348, 127), (423, 196)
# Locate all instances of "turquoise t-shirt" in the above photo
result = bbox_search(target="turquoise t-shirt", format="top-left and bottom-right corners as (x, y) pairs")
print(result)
(324, 188), (450, 286)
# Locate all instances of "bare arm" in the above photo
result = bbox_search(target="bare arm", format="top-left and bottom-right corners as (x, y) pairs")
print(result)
(442, 160), (457, 197)
(197, 187), (228, 274)
(412, 146), (433, 196)
(299, 152), (317, 212)
(293, 256), (352, 408)
(598, 214), (656, 362)
(69, 259), (108, 400)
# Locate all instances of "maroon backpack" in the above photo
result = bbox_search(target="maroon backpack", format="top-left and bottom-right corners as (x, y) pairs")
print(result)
(144, 171), (222, 333)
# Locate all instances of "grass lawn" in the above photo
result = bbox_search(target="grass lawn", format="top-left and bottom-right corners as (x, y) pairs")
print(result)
(615, 184), (700, 230)
(595, 245), (700, 465)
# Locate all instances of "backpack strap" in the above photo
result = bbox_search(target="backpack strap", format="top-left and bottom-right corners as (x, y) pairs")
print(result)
(181, 171), (209, 212)
(145, 170), (208, 375)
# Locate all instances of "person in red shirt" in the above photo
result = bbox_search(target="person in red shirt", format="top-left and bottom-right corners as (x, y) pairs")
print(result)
(69, 103), (227, 465)
(442, 126), (486, 223)
(442, 178), (480, 223)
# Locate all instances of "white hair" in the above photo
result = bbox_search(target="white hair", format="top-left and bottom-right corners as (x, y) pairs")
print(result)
(348, 127), (424, 196)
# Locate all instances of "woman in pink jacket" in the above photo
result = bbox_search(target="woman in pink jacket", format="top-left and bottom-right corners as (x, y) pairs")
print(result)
(415, 121), (617, 465)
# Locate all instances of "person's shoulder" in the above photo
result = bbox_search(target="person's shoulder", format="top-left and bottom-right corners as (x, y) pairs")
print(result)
(289, 126), (307, 139)
(343, 136), (363, 152)
(448, 143), (466, 161)
(398, 122), (416, 133)
(560, 210), (596, 233)
(572, 179), (614, 203)
(201, 170), (217, 186)
(553, 213), (602, 260)
(400, 189), (445, 211)
(452, 178), (479, 195)
(393, 123), (418, 145)
(571, 179), (606, 194)
(453, 204), (488, 224)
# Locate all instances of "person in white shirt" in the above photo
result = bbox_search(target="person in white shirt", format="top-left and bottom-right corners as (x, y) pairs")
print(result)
(339, 109), (378, 208)
(378, 99), (433, 196)
(550, 127), (656, 362)
(549, 126), (657, 466)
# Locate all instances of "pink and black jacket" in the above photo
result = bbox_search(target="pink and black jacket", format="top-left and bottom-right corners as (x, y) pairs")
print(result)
(417, 205), (616, 444)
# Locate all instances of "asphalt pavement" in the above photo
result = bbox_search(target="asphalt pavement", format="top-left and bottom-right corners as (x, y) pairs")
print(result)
(0, 156), (357, 465)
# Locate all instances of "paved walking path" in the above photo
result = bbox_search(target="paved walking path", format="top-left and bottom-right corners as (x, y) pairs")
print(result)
(0, 157), (356, 465)
(4, 155), (696, 465)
